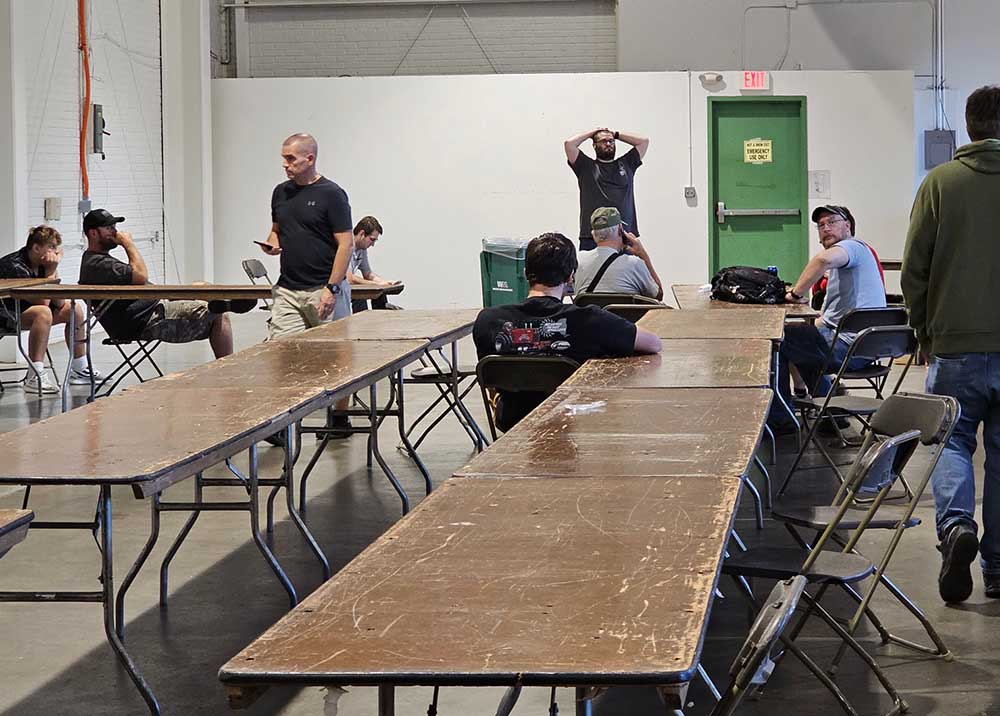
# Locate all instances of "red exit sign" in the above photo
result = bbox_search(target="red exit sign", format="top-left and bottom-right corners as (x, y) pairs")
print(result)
(742, 70), (770, 91)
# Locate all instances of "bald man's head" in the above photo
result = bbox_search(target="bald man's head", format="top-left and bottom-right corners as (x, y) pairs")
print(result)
(281, 133), (319, 185)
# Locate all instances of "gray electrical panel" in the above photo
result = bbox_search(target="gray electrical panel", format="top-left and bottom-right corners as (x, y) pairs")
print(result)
(924, 129), (956, 170)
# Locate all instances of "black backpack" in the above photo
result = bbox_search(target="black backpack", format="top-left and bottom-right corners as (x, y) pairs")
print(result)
(710, 265), (787, 305)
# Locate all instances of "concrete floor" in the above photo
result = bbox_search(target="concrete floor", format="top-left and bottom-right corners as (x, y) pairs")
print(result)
(1, 313), (998, 716)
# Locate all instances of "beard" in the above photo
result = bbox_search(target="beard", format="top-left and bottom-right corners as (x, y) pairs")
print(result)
(594, 145), (616, 161)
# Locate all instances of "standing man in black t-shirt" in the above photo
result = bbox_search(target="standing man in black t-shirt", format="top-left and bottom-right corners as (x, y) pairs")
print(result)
(260, 133), (354, 337)
(565, 127), (649, 250)
(473, 232), (661, 431)
(260, 132), (355, 437)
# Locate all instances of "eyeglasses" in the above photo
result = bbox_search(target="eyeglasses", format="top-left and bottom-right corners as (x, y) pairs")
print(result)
(594, 137), (615, 145)
(816, 217), (845, 230)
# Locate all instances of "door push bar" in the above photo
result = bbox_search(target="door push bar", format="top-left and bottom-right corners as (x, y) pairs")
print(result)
(716, 201), (800, 224)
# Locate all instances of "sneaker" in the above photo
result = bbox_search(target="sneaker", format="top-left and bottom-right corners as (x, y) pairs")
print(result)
(938, 522), (979, 603)
(985, 573), (1000, 600)
(23, 371), (59, 395)
(68, 365), (104, 386)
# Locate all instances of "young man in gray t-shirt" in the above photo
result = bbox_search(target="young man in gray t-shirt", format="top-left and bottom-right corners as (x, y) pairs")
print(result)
(573, 207), (663, 300)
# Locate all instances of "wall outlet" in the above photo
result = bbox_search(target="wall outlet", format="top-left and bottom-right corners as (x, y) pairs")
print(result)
(683, 185), (697, 199)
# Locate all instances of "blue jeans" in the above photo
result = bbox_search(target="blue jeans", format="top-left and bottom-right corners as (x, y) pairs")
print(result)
(926, 352), (1000, 575)
(771, 323), (869, 424)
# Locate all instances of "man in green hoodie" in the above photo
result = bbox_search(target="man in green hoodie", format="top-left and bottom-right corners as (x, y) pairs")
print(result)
(902, 85), (1000, 603)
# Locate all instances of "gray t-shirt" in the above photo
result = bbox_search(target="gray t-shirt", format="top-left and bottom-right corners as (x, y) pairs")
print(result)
(350, 247), (372, 277)
(821, 237), (886, 341)
(574, 246), (659, 298)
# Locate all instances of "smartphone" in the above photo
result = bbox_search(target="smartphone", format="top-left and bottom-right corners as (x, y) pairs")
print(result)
(253, 241), (276, 251)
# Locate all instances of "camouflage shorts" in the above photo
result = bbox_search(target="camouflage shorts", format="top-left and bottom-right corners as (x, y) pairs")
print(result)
(140, 300), (216, 344)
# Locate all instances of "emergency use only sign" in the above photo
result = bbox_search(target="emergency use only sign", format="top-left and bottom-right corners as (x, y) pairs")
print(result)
(743, 138), (773, 164)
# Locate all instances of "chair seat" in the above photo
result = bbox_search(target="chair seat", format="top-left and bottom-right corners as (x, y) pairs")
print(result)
(723, 547), (874, 583)
(409, 365), (477, 381)
(773, 504), (920, 531)
(841, 364), (891, 380)
(798, 394), (883, 416)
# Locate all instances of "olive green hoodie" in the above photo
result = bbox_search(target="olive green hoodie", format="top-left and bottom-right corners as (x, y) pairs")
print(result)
(902, 138), (1000, 355)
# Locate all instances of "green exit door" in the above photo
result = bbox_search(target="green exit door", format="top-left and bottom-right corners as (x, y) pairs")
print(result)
(708, 96), (808, 282)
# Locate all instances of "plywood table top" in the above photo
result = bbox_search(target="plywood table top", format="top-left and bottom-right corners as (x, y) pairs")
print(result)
(351, 282), (405, 301)
(565, 339), (772, 389)
(0, 277), (57, 297)
(0, 509), (33, 558)
(9, 284), (272, 301)
(289, 308), (479, 345)
(671, 284), (819, 319)
(131, 339), (428, 396)
(456, 386), (771, 479)
(0, 386), (325, 494)
(219, 475), (741, 691)
(637, 307), (786, 340)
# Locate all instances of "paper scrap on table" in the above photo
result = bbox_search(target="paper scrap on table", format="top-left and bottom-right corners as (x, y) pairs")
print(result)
(564, 400), (607, 416)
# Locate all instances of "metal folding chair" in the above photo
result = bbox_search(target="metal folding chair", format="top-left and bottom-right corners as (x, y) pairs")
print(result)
(92, 336), (164, 398)
(242, 258), (273, 310)
(724, 423), (925, 716)
(0, 304), (60, 393)
(573, 291), (662, 308)
(773, 392), (960, 665)
(476, 355), (580, 438)
(815, 307), (909, 399)
(778, 325), (917, 496)
(400, 348), (487, 452)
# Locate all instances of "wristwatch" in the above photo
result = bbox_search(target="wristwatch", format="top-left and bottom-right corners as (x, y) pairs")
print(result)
(789, 288), (802, 300)
(325, 282), (341, 295)
(613, 131), (620, 140)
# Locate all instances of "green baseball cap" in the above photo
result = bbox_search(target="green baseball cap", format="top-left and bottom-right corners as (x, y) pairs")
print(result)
(590, 206), (627, 230)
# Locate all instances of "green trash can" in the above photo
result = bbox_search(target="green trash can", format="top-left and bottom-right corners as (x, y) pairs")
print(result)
(480, 237), (530, 307)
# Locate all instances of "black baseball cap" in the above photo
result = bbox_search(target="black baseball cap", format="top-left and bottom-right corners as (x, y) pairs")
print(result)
(83, 209), (125, 232)
(810, 204), (855, 234)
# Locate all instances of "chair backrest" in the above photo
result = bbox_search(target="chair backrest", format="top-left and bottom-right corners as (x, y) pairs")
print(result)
(711, 576), (807, 716)
(870, 392), (960, 447)
(476, 355), (580, 394)
(603, 303), (670, 323)
(242, 258), (271, 283)
(835, 306), (908, 338)
(843, 325), (917, 363)
(849, 427), (922, 496)
(574, 292), (660, 308)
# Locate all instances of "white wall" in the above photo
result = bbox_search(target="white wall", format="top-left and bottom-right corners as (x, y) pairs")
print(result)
(222, 0), (616, 77)
(212, 70), (912, 308)
(17, 0), (165, 284)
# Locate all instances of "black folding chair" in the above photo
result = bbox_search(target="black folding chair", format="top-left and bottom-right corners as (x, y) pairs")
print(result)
(242, 258), (273, 310)
(573, 291), (662, 308)
(92, 336), (165, 397)
(724, 424), (923, 716)
(816, 307), (909, 399)
(779, 325), (917, 496)
(476, 355), (579, 438)
(0, 304), (60, 393)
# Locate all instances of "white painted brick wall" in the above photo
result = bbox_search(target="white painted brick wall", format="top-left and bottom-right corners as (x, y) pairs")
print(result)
(19, 0), (165, 285)
(240, 1), (616, 77)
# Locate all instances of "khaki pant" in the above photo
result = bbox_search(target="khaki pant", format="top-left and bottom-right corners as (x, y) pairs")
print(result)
(141, 300), (216, 343)
(269, 284), (351, 339)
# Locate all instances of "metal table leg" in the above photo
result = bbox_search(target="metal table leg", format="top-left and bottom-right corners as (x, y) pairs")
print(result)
(394, 368), (433, 495)
(159, 474), (203, 606)
(61, 298), (75, 412)
(378, 685), (395, 716)
(282, 422), (331, 580)
(369, 381), (410, 514)
(248, 444), (298, 608)
(115, 494), (162, 640)
(451, 340), (488, 450)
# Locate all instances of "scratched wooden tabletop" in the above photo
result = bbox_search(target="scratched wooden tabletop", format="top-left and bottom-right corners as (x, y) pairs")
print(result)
(219, 475), (742, 689)
(0, 277), (58, 297)
(637, 307), (786, 340)
(0, 509), (33, 557)
(565, 339), (772, 389)
(130, 339), (428, 395)
(288, 308), (480, 343)
(9, 284), (272, 301)
(670, 284), (820, 318)
(456, 386), (771, 479)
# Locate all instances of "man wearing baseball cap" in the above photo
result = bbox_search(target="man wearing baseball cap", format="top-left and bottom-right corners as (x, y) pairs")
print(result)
(772, 204), (886, 429)
(79, 209), (253, 358)
(574, 207), (662, 300)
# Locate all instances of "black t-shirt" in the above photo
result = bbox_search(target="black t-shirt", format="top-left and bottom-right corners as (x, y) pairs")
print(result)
(271, 177), (353, 290)
(473, 296), (637, 430)
(79, 250), (160, 341)
(569, 147), (642, 242)
(0, 247), (43, 316)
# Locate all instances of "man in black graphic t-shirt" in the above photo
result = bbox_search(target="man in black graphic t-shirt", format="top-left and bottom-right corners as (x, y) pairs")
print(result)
(474, 232), (661, 431)
(565, 127), (649, 250)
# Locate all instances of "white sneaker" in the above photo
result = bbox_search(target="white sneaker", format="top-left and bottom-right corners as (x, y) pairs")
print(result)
(23, 371), (59, 395)
(68, 365), (104, 385)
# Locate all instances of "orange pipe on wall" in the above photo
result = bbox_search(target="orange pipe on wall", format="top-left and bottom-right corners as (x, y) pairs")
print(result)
(78, 0), (90, 200)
